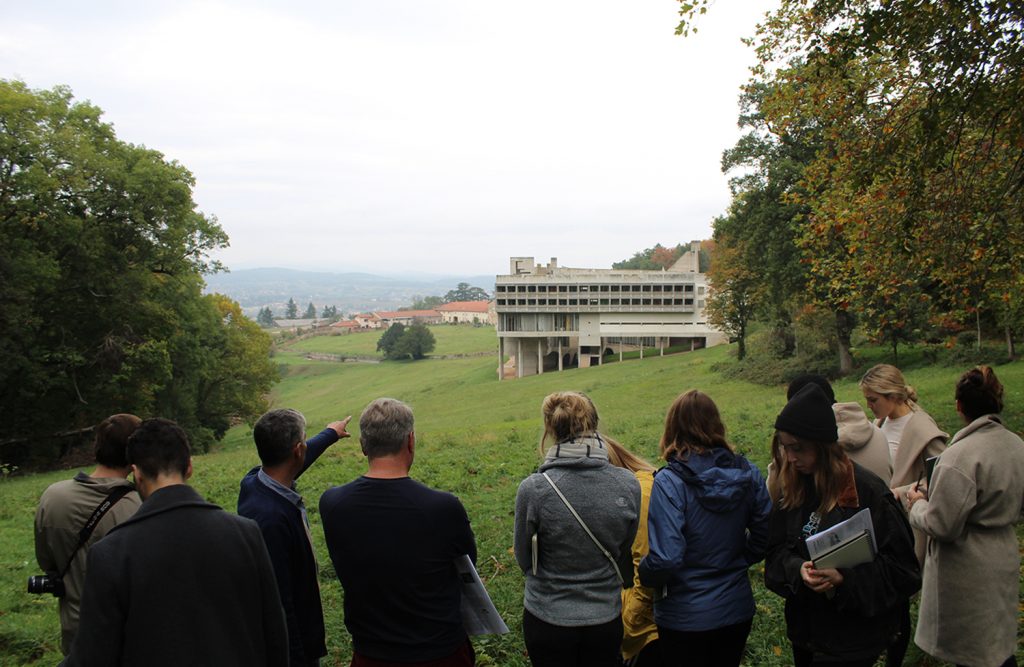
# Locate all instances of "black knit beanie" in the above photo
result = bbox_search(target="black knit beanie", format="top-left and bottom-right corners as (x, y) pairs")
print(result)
(775, 383), (838, 442)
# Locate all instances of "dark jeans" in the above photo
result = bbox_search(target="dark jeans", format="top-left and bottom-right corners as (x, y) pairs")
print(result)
(885, 599), (911, 667)
(657, 618), (752, 667)
(792, 645), (878, 667)
(625, 639), (664, 667)
(522, 608), (622, 667)
(351, 640), (474, 667)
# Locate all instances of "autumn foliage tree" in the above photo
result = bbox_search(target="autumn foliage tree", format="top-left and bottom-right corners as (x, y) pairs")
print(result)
(751, 0), (1024, 360)
(693, 0), (1024, 372)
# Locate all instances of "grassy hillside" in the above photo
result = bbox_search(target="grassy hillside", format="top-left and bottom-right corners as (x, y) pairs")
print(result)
(1, 329), (1021, 666)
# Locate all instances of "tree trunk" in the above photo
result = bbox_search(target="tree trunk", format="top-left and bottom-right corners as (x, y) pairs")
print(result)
(737, 324), (747, 361)
(976, 309), (982, 351)
(1007, 324), (1016, 360)
(835, 310), (854, 376)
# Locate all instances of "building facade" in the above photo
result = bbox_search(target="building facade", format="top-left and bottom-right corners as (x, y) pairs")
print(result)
(436, 300), (496, 325)
(374, 310), (443, 327)
(494, 243), (727, 379)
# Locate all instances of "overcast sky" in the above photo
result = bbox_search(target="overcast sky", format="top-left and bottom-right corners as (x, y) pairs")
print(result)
(2, 0), (777, 276)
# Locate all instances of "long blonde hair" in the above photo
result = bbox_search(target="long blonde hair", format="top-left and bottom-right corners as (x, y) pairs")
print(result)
(538, 391), (599, 454)
(605, 435), (655, 473)
(860, 364), (919, 409)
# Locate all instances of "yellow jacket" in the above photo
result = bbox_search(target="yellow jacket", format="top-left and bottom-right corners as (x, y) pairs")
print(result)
(621, 469), (658, 659)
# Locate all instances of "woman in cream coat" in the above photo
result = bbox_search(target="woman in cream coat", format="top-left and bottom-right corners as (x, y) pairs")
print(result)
(906, 366), (1024, 667)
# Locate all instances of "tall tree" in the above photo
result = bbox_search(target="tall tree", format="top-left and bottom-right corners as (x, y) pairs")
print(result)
(0, 80), (274, 457)
(303, 301), (317, 319)
(749, 0), (1024, 358)
(704, 230), (759, 360)
(443, 283), (490, 303)
(405, 295), (444, 311)
(285, 298), (298, 319)
(257, 307), (276, 327)
(391, 323), (436, 360)
(376, 323), (406, 357)
(613, 244), (687, 270)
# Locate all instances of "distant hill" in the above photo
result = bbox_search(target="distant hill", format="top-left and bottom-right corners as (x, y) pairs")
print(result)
(202, 267), (495, 316)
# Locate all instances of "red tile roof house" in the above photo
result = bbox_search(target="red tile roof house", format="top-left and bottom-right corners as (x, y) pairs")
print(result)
(374, 310), (442, 326)
(436, 300), (495, 325)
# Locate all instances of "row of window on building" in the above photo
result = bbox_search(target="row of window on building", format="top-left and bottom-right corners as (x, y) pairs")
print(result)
(497, 297), (701, 307)
(495, 283), (705, 294)
(500, 313), (708, 332)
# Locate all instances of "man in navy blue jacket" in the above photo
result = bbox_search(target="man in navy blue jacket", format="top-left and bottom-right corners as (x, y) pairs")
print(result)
(239, 408), (351, 667)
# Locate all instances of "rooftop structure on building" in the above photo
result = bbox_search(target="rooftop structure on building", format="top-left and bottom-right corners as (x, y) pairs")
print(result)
(494, 241), (726, 379)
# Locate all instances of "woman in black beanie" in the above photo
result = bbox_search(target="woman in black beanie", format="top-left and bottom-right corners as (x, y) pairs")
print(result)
(764, 384), (921, 667)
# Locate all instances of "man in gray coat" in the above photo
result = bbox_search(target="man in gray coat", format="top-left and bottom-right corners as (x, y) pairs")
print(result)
(62, 418), (288, 667)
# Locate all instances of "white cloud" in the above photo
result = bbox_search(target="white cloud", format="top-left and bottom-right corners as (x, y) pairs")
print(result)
(1, 0), (777, 274)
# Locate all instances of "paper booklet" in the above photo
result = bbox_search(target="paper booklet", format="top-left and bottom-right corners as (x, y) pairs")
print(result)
(455, 555), (509, 636)
(806, 507), (877, 567)
(812, 529), (875, 569)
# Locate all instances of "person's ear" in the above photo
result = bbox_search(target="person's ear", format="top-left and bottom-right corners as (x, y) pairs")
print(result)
(185, 459), (194, 481)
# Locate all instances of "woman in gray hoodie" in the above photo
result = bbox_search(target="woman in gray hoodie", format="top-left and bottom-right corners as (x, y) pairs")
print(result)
(514, 392), (641, 667)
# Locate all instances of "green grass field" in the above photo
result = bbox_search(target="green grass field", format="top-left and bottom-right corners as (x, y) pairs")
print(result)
(1, 326), (1021, 666)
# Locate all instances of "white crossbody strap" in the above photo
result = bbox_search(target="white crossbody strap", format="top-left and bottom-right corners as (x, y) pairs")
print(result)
(541, 471), (624, 585)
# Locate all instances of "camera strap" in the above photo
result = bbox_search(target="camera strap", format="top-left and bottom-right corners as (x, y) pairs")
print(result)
(56, 485), (133, 580)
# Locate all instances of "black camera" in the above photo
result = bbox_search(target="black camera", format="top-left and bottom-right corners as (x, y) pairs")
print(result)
(27, 574), (65, 598)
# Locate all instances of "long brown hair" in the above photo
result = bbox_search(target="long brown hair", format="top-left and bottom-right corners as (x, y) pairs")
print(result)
(660, 390), (734, 461)
(773, 432), (851, 515)
(539, 391), (599, 454)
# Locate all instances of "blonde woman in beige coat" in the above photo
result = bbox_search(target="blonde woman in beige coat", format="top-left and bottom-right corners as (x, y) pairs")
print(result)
(859, 364), (947, 667)
(859, 364), (947, 556)
(906, 366), (1024, 667)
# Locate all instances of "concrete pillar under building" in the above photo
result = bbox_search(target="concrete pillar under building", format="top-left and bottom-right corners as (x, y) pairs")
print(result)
(498, 338), (504, 381)
(517, 339), (523, 379)
(640, 343), (644, 360)
(660, 337), (664, 357)
(558, 339), (563, 371)
(690, 338), (695, 352)
(537, 340), (543, 375)
(598, 337), (603, 366)
(619, 341), (623, 362)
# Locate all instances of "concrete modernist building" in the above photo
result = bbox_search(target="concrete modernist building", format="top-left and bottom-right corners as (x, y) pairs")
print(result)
(495, 242), (727, 379)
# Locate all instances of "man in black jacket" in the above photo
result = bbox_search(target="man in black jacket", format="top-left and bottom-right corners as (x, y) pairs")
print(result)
(62, 418), (288, 667)
(239, 408), (351, 666)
